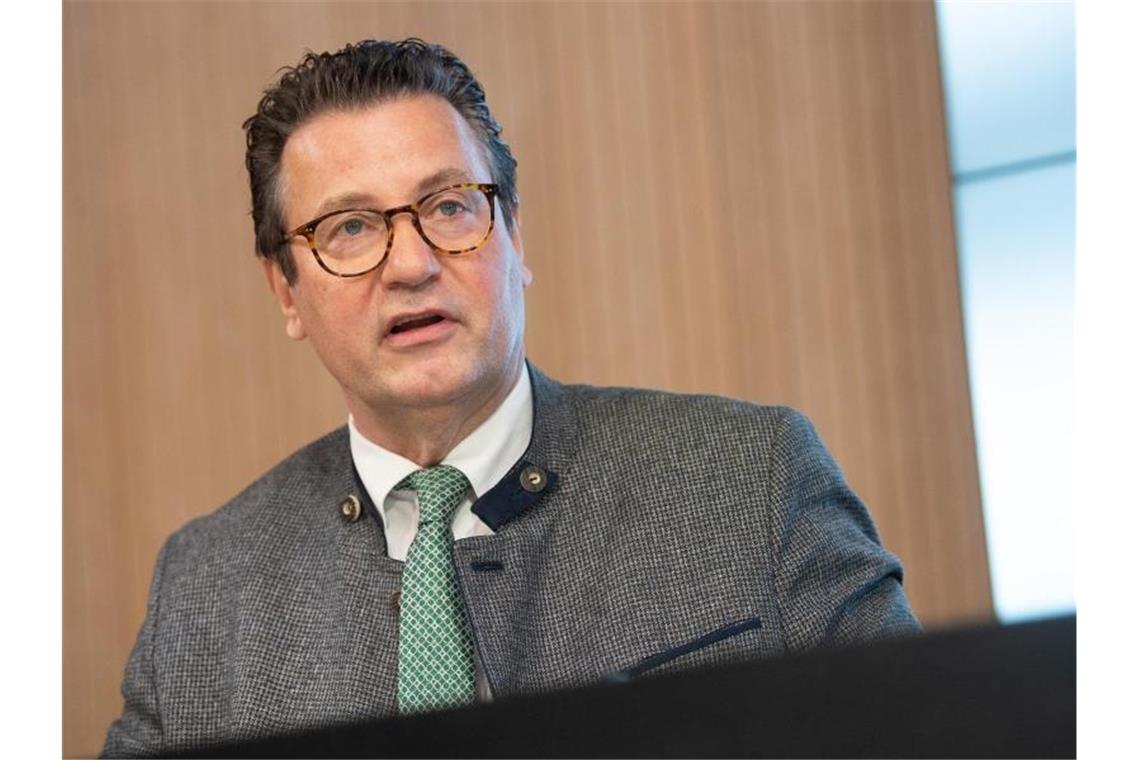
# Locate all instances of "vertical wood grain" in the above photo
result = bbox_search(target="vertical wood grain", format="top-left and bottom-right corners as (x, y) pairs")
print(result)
(63, 2), (991, 755)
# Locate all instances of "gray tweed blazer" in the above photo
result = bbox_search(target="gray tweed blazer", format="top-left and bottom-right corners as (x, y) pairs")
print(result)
(102, 364), (920, 757)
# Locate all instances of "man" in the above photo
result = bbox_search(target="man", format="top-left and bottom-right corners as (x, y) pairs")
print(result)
(103, 39), (919, 757)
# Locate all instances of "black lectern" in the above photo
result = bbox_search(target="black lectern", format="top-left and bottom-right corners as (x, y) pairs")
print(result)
(189, 615), (1075, 758)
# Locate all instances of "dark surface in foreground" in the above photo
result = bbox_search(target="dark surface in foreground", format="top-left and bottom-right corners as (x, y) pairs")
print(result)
(186, 615), (1075, 758)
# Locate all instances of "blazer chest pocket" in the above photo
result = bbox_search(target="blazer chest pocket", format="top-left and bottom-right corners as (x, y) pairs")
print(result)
(606, 616), (764, 682)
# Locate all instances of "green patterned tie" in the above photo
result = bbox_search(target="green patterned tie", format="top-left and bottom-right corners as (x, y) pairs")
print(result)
(396, 465), (476, 714)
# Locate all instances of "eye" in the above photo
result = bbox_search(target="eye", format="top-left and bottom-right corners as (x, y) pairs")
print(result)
(326, 213), (382, 239)
(315, 211), (385, 252)
(423, 191), (474, 221)
(332, 215), (369, 235)
(437, 200), (463, 217)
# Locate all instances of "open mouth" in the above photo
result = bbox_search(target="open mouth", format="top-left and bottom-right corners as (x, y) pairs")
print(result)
(389, 314), (446, 335)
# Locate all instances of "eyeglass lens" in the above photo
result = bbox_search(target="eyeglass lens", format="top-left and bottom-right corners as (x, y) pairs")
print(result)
(312, 186), (492, 275)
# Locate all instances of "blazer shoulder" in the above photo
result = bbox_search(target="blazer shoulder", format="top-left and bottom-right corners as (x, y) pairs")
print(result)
(161, 426), (351, 563)
(562, 381), (808, 444)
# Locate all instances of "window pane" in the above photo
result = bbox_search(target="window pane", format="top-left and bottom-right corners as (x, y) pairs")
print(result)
(954, 161), (1075, 621)
(936, 0), (1075, 175)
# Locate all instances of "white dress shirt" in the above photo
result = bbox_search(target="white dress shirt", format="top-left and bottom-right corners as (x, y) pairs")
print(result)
(347, 368), (533, 701)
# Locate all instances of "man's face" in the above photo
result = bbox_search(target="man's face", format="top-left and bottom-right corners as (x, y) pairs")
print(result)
(267, 95), (532, 426)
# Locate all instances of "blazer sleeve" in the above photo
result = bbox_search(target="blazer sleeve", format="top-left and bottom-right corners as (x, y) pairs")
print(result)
(101, 537), (171, 758)
(764, 408), (922, 652)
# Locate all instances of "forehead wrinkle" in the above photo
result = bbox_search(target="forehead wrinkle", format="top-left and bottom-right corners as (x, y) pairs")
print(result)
(280, 96), (492, 227)
(303, 166), (478, 221)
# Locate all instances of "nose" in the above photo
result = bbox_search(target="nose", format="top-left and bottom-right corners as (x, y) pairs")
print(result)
(378, 211), (441, 289)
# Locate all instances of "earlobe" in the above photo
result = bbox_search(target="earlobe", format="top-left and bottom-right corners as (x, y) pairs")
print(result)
(260, 258), (307, 341)
(284, 312), (307, 341)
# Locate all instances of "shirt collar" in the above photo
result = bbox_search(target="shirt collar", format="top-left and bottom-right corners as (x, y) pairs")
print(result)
(348, 368), (534, 506)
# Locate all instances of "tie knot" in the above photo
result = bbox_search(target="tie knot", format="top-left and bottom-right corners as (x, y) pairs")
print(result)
(397, 465), (470, 524)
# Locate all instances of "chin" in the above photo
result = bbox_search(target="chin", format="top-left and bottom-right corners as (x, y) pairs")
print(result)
(378, 362), (482, 408)
(387, 384), (464, 409)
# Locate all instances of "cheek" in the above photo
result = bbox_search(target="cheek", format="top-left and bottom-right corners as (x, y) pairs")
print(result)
(298, 280), (374, 345)
(490, 259), (528, 335)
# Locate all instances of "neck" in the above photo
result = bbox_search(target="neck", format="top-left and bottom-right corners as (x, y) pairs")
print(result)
(349, 357), (525, 467)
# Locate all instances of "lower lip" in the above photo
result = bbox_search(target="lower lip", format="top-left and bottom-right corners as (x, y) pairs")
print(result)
(383, 317), (458, 348)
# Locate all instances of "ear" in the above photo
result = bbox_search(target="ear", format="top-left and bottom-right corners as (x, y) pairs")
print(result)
(261, 258), (307, 341)
(508, 207), (533, 288)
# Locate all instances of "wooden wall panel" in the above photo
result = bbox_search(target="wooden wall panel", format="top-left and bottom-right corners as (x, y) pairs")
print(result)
(63, 2), (991, 756)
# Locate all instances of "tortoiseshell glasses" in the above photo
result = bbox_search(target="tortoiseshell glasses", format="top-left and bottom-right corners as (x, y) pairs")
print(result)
(285, 183), (499, 277)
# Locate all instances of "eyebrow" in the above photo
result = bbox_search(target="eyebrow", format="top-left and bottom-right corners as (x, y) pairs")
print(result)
(311, 167), (478, 219)
(313, 192), (375, 218)
(414, 167), (476, 197)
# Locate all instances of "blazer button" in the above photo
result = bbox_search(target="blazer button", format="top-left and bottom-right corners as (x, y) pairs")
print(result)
(339, 494), (362, 523)
(520, 465), (547, 493)
(390, 588), (402, 611)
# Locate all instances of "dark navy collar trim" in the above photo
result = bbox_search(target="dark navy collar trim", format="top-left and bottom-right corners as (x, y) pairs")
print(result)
(353, 457), (556, 535)
(351, 462), (385, 528)
(473, 459), (559, 531)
